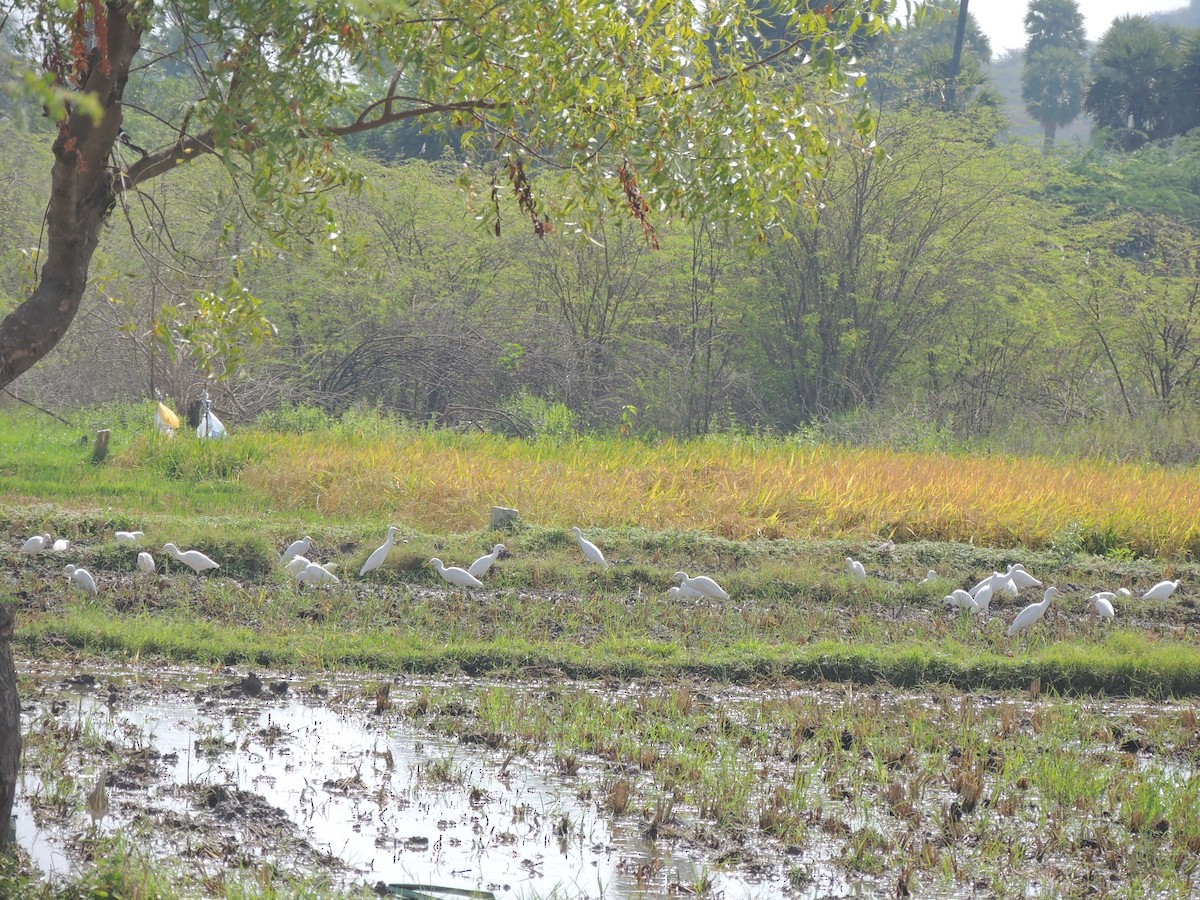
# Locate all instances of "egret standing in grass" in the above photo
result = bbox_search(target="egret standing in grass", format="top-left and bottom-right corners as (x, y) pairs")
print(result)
(673, 572), (730, 601)
(846, 558), (867, 581)
(921, 570), (938, 583)
(430, 558), (484, 593)
(670, 580), (705, 599)
(1090, 594), (1116, 619)
(359, 526), (399, 577)
(137, 552), (155, 575)
(297, 561), (340, 587)
(285, 555), (311, 577)
(1142, 579), (1180, 602)
(114, 531), (144, 543)
(1007, 587), (1062, 638)
(64, 564), (98, 595)
(570, 527), (609, 568)
(281, 536), (312, 563)
(468, 543), (507, 578)
(972, 570), (1017, 599)
(19, 534), (51, 554)
(942, 589), (978, 611)
(52, 538), (70, 552)
(163, 543), (219, 575)
(972, 579), (994, 615)
(1007, 564), (1042, 590)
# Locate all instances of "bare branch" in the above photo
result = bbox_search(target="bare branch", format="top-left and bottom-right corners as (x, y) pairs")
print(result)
(332, 96), (498, 136)
(122, 129), (217, 188)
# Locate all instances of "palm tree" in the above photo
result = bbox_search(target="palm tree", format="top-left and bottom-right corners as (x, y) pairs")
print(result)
(1084, 16), (1176, 151)
(911, 45), (1002, 111)
(1022, 0), (1087, 148)
(873, 4), (997, 112)
(1022, 45), (1087, 147)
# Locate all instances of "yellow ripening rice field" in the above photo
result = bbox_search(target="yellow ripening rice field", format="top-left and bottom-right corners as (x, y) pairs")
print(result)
(238, 432), (1200, 555)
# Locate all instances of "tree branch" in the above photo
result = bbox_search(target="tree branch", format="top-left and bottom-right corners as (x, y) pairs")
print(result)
(121, 128), (217, 188)
(331, 97), (498, 137)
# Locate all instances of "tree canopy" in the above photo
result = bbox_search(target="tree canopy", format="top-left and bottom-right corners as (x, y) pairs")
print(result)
(1083, 15), (1200, 150)
(1023, 0), (1086, 57)
(0, 0), (889, 390)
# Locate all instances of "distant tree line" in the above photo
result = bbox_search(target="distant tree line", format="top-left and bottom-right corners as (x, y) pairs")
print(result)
(3, 3), (1200, 460)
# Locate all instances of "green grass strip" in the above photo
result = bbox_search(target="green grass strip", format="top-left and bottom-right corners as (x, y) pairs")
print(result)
(18, 606), (1200, 697)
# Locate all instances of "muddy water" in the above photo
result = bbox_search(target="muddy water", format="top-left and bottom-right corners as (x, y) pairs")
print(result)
(16, 667), (854, 899)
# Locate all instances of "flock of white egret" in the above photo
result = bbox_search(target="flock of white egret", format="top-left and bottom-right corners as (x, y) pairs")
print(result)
(846, 554), (1182, 637)
(14, 528), (1185, 639)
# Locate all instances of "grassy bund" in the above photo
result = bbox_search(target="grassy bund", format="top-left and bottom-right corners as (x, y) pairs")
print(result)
(5, 406), (1200, 897)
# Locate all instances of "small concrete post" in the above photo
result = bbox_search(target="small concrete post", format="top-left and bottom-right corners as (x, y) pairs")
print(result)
(91, 429), (111, 463)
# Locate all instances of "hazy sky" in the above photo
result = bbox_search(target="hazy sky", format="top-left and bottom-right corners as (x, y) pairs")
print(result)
(971, 1), (1190, 58)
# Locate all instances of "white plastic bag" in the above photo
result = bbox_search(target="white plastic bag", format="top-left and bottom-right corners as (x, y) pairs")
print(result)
(196, 396), (227, 439)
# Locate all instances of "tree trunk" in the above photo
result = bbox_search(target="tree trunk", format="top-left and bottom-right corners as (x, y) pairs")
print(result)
(0, 0), (144, 853)
(946, 0), (970, 110)
(0, 602), (19, 852)
(0, 1), (142, 391)
(1043, 119), (1057, 151)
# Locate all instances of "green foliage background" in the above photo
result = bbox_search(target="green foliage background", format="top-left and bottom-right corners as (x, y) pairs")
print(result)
(3, 5), (1200, 463)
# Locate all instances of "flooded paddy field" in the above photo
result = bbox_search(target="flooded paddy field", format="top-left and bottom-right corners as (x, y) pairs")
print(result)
(14, 661), (1200, 899)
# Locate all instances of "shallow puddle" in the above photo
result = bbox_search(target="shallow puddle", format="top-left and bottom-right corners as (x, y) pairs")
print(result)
(16, 666), (848, 898)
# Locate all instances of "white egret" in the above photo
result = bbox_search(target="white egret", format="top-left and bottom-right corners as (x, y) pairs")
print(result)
(921, 570), (938, 583)
(114, 531), (144, 543)
(942, 589), (978, 611)
(674, 572), (730, 601)
(970, 571), (1014, 600)
(1007, 587), (1062, 637)
(163, 543), (219, 574)
(281, 537), (312, 563)
(137, 552), (155, 575)
(1118, 587), (1132, 597)
(431, 558), (484, 590)
(359, 526), (399, 576)
(297, 562), (340, 587)
(1142, 580), (1180, 602)
(980, 571), (1016, 613)
(672, 580), (704, 598)
(63, 564), (98, 595)
(52, 538), (69, 552)
(973, 580), (995, 615)
(19, 534), (51, 554)
(1090, 595), (1115, 619)
(285, 555), (311, 577)
(1007, 564), (1042, 590)
(468, 543), (507, 578)
(570, 527), (609, 567)
(846, 558), (867, 581)
(968, 573), (991, 596)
